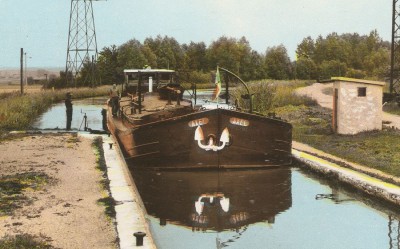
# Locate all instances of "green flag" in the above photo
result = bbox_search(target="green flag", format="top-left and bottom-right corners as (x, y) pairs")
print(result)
(212, 67), (222, 101)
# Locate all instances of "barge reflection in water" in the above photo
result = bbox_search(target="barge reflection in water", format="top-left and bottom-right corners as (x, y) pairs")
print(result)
(131, 167), (400, 249)
(132, 168), (292, 233)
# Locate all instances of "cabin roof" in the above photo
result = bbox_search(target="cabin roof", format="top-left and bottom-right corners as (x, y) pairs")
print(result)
(331, 77), (385, 86)
(124, 69), (175, 74)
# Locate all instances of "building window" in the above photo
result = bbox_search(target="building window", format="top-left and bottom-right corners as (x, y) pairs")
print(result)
(358, 87), (367, 97)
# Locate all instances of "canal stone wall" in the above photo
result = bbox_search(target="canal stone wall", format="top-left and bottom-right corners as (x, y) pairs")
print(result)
(292, 148), (400, 207)
(97, 133), (157, 249)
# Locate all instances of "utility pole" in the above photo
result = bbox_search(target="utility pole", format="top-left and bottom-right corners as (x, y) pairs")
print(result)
(65, 0), (100, 87)
(20, 48), (24, 95)
(24, 52), (30, 86)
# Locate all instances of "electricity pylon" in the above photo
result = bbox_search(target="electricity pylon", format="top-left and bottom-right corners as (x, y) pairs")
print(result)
(391, 0), (400, 94)
(65, 0), (99, 87)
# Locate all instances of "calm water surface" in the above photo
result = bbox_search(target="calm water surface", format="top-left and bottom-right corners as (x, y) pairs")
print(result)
(131, 167), (400, 249)
(32, 97), (106, 130)
(34, 98), (400, 248)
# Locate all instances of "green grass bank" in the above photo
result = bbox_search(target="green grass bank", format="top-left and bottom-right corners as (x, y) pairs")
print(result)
(234, 80), (400, 178)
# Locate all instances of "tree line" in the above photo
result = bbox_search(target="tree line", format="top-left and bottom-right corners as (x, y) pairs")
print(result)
(50, 30), (390, 87)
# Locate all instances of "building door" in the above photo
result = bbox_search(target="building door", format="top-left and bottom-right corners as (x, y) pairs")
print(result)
(333, 88), (338, 132)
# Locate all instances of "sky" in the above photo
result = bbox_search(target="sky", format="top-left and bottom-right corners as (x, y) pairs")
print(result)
(0, 0), (393, 69)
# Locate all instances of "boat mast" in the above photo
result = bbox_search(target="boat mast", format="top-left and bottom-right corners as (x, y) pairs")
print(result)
(218, 67), (253, 113)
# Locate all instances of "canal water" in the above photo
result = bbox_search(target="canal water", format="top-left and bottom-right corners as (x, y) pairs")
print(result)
(32, 97), (107, 131)
(34, 98), (400, 248)
(131, 167), (400, 249)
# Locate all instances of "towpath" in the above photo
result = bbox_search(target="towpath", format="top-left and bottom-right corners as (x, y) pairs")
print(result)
(0, 133), (117, 249)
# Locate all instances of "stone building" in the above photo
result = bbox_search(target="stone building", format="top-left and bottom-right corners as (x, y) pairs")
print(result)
(331, 77), (385, 135)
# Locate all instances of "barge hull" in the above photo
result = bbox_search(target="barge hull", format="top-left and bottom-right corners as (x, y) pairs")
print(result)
(109, 108), (292, 169)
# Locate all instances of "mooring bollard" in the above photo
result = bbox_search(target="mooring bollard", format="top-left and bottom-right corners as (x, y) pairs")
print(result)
(133, 231), (146, 246)
(109, 143), (113, 149)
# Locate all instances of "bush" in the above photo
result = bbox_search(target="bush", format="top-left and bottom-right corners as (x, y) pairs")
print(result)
(231, 80), (317, 113)
(181, 71), (211, 84)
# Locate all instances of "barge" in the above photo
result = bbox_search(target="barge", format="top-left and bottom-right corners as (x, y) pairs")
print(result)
(107, 68), (292, 169)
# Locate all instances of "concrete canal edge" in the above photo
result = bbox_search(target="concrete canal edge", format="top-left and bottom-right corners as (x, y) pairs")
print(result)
(95, 133), (157, 249)
(292, 142), (400, 207)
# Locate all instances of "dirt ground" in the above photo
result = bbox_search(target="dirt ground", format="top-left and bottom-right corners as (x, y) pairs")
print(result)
(295, 82), (333, 109)
(0, 133), (117, 249)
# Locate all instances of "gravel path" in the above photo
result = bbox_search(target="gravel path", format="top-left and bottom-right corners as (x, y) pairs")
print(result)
(0, 133), (117, 249)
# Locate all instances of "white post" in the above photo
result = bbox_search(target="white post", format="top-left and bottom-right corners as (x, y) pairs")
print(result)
(149, 76), (153, 93)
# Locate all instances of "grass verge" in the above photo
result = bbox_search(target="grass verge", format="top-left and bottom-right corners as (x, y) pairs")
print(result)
(276, 104), (400, 177)
(0, 172), (51, 216)
(92, 136), (116, 219)
(0, 234), (55, 249)
(230, 80), (400, 178)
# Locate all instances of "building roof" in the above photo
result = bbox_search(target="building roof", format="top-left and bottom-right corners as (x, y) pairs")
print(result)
(124, 69), (175, 74)
(331, 77), (385, 86)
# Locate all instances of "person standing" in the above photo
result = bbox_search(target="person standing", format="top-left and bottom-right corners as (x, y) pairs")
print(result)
(109, 84), (119, 116)
(65, 92), (73, 130)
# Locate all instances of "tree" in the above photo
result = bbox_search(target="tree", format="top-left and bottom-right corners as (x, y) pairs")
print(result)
(247, 50), (266, 81)
(97, 45), (123, 85)
(236, 37), (255, 80)
(264, 45), (292, 80)
(207, 36), (242, 73)
(297, 30), (390, 81)
(118, 39), (147, 69)
(314, 33), (351, 65)
(182, 41), (208, 72)
(363, 48), (390, 79)
(141, 44), (157, 68)
(318, 60), (347, 79)
(144, 35), (184, 69)
(295, 58), (318, 80)
(296, 36), (315, 60)
(206, 36), (259, 81)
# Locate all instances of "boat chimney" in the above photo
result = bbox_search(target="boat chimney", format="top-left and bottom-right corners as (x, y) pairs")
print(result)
(149, 76), (153, 93)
